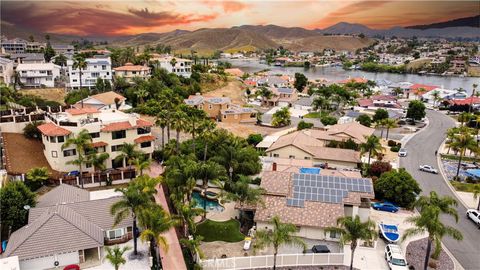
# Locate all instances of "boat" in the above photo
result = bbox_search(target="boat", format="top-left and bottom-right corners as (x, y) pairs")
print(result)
(379, 223), (400, 243)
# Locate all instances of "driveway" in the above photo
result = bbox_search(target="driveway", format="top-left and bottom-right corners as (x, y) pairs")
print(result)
(400, 110), (480, 270)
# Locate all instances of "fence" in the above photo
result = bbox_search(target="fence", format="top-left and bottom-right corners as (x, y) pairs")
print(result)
(200, 253), (345, 270)
(0, 105), (71, 124)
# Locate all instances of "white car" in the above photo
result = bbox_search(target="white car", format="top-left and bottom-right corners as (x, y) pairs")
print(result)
(398, 148), (407, 157)
(419, 165), (438, 174)
(385, 244), (409, 270)
(466, 209), (480, 228)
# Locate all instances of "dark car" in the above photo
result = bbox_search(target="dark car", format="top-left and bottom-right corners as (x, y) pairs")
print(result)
(312, 245), (330, 253)
(371, 202), (399, 213)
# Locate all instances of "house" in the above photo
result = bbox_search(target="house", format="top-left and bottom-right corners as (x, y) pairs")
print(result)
(37, 108), (154, 173)
(0, 38), (27, 54)
(184, 93), (257, 123)
(113, 63), (151, 83)
(338, 77), (368, 84)
(262, 157), (362, 178)
(407, 84), (438, 100)
(445, 97), (480, 110)
(257, 75), (290, 88)
(152, 55), (192, 78)
(420, 88), (460, 104)
(0, 57), (14, 85)
(74, 91), (130, 111)
(67, 56), (113, 89)
(51, 44), (75, 56)
(25, 42), (45, 52)
(356, 95), (400, 109)
(254, 171), (373, 240)
(10, 53), (45, 65)
(16, 63), (61, 88)
(293, 96), (315, 111)
(4, 185), (132, 270)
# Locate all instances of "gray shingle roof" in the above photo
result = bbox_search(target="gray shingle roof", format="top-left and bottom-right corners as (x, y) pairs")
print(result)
(36, 184), (90, 207)
(5, 205), (104, 260)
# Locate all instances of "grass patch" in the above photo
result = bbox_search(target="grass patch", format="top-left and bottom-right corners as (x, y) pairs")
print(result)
(451, 181), (480, 192)
(441, 154), (480, 162)
(196, 219), (245, 242)
(304, 112), (322, 118)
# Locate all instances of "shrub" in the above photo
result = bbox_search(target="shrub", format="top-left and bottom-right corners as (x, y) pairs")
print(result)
(387, 140), (397, 147)
(390, 146), (400, 152)
(369, 161), (393, 177)
(251, 177), (261, 185)
(320, 115), (337, 126)
(246, 133), (263, 146)
(356, 114), (372, 127)
(23, 121), (43, 140)
(374, 168), (421, 208)
(152, 149), (164, 162)
(297, 120), (314, 131)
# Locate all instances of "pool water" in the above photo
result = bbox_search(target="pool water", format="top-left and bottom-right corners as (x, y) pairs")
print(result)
(192, 191), (224, 212)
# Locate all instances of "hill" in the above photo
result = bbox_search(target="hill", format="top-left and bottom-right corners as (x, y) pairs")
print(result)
(406, 15), (480, 29)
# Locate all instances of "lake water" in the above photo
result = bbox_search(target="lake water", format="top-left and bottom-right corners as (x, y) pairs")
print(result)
(227, 59), (479, 94)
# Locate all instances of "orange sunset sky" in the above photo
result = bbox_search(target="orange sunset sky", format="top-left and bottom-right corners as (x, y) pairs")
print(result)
(1, 0), (479, 36)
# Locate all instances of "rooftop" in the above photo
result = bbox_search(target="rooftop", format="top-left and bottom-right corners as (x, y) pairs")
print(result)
(113, 63), (150, 72)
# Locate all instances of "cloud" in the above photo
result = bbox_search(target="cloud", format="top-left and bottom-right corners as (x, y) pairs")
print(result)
(201, 0), (250, 13)
(1, 2), (218, 36)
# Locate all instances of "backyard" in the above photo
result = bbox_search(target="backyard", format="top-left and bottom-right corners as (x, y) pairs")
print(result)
(197, 219), (245, 242)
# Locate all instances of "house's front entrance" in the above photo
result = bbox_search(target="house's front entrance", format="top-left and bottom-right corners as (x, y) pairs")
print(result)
(79, 247), (101, 268)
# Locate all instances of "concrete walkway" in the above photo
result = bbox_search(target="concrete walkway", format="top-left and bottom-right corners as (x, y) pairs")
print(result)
(147, 163), (187, 270)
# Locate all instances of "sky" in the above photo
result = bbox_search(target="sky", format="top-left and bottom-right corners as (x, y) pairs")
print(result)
(1, 0), (478, 36)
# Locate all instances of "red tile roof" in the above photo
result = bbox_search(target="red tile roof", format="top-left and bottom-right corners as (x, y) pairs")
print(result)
(357, 99), (374, 107)
(100, 121), (133, 132)
(409, 84), (438, 94)
(136, 119), (153, 128)
(339, 77), (368, 84)
(134, 135), (156, 144)
(449, 97), (480, 106)
(91, 141), (108, 147)
(113, 64), (150, 72)
(66, 107), (99, 115)
(37, 123), (71, 136)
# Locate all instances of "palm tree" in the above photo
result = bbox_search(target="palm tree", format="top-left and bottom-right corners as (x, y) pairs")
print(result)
(156, 110), (169, 149)
(88, 152), (109, 186)
(26, 167), (49, 185)
(199, 119), (216, 162)
(73, 56), (87, 90)
(257, 86), (273, 106)
(228, 175), (264, 226)
(271, 107), (291, 127)
(254, 216), (306, 270)
(392, 87), (403, 97)
(133, 155), (151, 176)
(375, 120), (386, 139)
(360, 135), (384, 165)
(383, 118), (398, 140)
(105, 245), (131, 270)
(180, 235), (204, 263)
(415, 87), (427, 100)
(138, 204), (176, 269)
(171, 110), (188, 153)
(450, 130), (477, 177)
(325, 216), (377, 270)
(197, 161), (226, 219)
(62, 129), (92, 188)
(312, 96), (328, 112)
(402, 192), (463, 269)
(431, 90), (440, 107)
(114, 143), (140, 170)
(169, 57), (177, 68)
(445, 128), (457, 154)
(175, 200), (204, 237)
(472, 184), (480, 210)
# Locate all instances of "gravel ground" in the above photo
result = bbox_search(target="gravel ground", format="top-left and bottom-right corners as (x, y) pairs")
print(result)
(256, 266), (357, 270)
(406, 238), (453, 270)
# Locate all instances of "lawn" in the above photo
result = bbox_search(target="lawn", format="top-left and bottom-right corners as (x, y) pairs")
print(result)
(303, 112), (322, 118)
(451, 181), (480, 192)
(196, 219), (245, 242)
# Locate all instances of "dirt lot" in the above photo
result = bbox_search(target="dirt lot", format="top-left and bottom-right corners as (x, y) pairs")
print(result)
(19, 88), (67, 104)
(217, 122), (290, 138)
(205, 80), (247, 105)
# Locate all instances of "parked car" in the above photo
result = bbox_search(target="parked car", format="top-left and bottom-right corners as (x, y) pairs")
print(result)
(385, 244), (409, 270)
(372, 202), (399, 213)
(398, 148), (407, 157)
(312, 245), (330, 253)
(466, 209), (480, 228)
(63, 265), (80, 270)
(419, 165), (438, 174)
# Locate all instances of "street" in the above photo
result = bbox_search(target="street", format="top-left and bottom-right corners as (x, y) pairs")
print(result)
(400, 110), (480, 270)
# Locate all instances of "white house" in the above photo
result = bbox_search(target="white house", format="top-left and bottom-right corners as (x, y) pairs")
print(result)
(113, 63), (151, 83)
(16, 63), (61, 88)
(67, 56), (112, 89)
(74, 91), (131, 111)
(153, 55), (192, 78)
(0, 57), (14, 85)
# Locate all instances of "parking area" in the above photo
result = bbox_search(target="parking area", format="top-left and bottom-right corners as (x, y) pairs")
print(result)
(278, 238), (341, 254)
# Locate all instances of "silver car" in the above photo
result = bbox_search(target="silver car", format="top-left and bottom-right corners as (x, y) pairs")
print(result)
(398, 148), (407, 157)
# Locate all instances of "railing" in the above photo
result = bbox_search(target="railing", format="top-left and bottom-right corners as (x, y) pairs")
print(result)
(199, 253), (345, 270)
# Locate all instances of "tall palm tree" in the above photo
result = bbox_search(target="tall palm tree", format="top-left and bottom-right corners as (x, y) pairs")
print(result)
(402, 192), (463, 269)
(254, 216), (307, 270)
(138, 204), (176, 269)
(199, 119), (216, 162)
(62, 129), (92, 188)
(228, 175), (264, 226)
(175, 200), (204, 237)
(88, 152), (109, 186)
(114, 143), (141, 170)
(325, 216), (377, 270)
(360, 135), (384, 165)
(169, 57), (177, 69)
(430, 90), (440, 107)
(375, 120), (386, 139)
(156, 110), (169, 149)
(133, 155), (151, 176)
(383, 118), (398, 140)
(450, 130), (477, 177)
(171, 110), (188, 153)
(197, 161), (226, 219)
(105, 245), (131, 270)
(472, 184), (480, 210)
(180, 235), (204, 263)
(73, 56), (87, 90)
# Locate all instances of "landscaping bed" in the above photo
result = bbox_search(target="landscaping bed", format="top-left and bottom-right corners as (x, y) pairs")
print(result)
(406, 238), (453, 270)
(197, 219), (245, 242)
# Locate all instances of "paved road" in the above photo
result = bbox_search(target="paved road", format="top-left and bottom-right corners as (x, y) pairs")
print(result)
(400, 110), (480, 270)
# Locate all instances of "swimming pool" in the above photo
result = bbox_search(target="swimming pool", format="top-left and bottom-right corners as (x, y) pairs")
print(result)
(192, 191), (224, 212)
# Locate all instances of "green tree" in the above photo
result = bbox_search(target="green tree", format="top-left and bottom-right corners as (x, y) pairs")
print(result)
(23, 121), (43, 140)
(254, 216), (307, 270)
(374, 168), (421, 208)
(325, 216), (377, 270)
(294, 73), (308, 92)
(402, 191), (463, 269)
(373, 108), (389, 122)
(472, 184), (480, 210)
(105, 245), (131, 270)
(171, 110), (188, 153)
(383, 118), (398, 140)
(356, 114), (372, 127)
(180, 235), (204, 262)
(272, 107), (291, 127)
(25, 166), (49, 190)
(297, 120), (314, 130)
(320, 115), (337, 126)
(62, 129), (92, 188)
(132, 155), (152, 176)
(197, 161), (226, 219)
(114, 143), (141, 170)
(95, 78), (106, 92)
(360, 135), (384, 165)
(54, 54), (67, 67)
(246, 133), (263, 146)
(450, 130), (477, 177)
(73, 56), (88, 90)
(257, 86), (273, 106)
(0, 181), (36, 234)
(88, 152), (110, 186)
(406, 100), (426, 121)
(44, 43), (55, 62)
(430, 90), (441, 107)
(228, 175), (264, 226)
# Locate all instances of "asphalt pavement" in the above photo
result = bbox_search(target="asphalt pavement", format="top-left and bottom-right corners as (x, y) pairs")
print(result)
(400, 110), (480, 270)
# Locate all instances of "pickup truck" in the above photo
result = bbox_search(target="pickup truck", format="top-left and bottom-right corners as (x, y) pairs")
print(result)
(466, 209), (480, 228)
(419, 165), (438, 174)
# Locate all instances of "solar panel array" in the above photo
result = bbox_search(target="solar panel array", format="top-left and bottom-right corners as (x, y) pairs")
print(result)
(286, 173), (373, 208)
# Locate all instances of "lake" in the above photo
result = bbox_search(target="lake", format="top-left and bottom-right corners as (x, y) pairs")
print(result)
(227, 59), (479, 94)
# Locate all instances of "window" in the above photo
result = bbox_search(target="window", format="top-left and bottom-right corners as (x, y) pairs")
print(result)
(102, 65), (106, 70)
(96, 146), (106, 153)
(111, 145), (123, 152)
(49, 136), (56, 143)
(223, 115), (227, 119)
(137, 127), (150, 135)
(73, 79), (77, 82)
(273, 153), (279, 157)
(209, 104), (212, 109)
(85, 162), (92, 168)
(112, 130), (126, 140)
(91, 72), (100, 78)
(329, 231), (340, 239)
(57, 136), (65, 143)
(289, 155), (295, 159)
(51, 151), (58, 158)
(63, 149), (76, 157)
(304, 156), (311, 160)
(89, 132), (100, 138)
(107, 228), (124, 240)
(140, 141), (151, 148)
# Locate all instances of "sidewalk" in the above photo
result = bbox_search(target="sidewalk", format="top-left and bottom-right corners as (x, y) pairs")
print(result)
(148, 164), (187, 270)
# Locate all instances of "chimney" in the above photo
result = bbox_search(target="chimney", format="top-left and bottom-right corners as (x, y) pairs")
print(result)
(272, 162), (277, 171)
